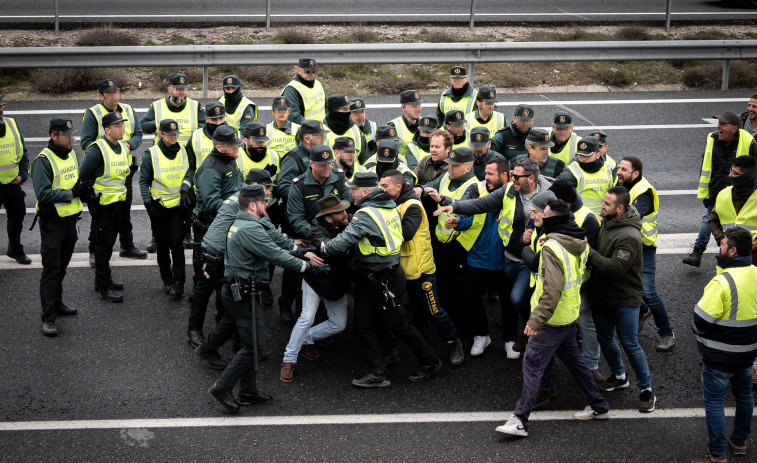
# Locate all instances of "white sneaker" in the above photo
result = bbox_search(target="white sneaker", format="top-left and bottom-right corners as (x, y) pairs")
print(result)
(504, 341), (521, 360)
(495, 414), (528, 437)
(471, 335), (491, 356)
(573, 406), (609, 421)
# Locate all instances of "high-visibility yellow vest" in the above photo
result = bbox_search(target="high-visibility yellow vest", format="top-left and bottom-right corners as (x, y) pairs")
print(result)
(356, 206), (403, 256)
(456, 180), (489, 251)
(33, 148), (83, 217)
(439, 90), (478, 115)
(93, 139), (131, 205)
(567, 161), (615, 216)
(283, 79), (326, 121)
(190, 127), (214, 169)
(326, 124), (363, 160)
(530, 239), (589, 326)
(629, 176), (659, 247)
(406, 143), (430, 166)
(236, 148), (280, 182)
(435, 174), (478, 243)
(148, 144), (188, 208)
(696, 265), (757, 333)
(398, 198), (436, 279)
(529, 229), (546, 288)
(549, 132), (580, 165)
(574, 204), (594, 283)
(498, 182), (518, 246)
(338, 162), (367, 183)
(388, 116), (417, 151)
(0, 118), (23, 184)
(218, 95), (257, 130)
(266, 121), (300, 157)
(152, 98), (199, 145)
(452, 137), (468, 151)
(362, 120), (377, 146)
(84, 103), (137, 149)
(715, 185), (757, 242)
(465, 111), (506, 138)
(697, 129), (754, 199)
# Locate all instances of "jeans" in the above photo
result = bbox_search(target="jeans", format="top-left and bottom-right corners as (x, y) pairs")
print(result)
(504, 256), (532, 326)
(701, 364), (753, 457)
(640, 249), (673, 336)
(283, 280), (348, 363)
(695, 209), (712, 249)
(592, 306), (652, 389)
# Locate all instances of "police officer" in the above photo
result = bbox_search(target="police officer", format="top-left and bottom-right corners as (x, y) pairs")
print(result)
(333, 136), (366, 183)
(140, 72), (205, 146)
(81, 79), (146, 263)
(387, 90), (422, 156)
(277, 120), (328, 205)
(219, 74), (257, 133)
(557, 137), (616, 217)
(491, 104), (534, 160)
(363, 126), (404, 166)
(185, 102), (229, 184)
(323, 172), (441, 387)
(549, 111), (581, 165)
(444, 110), (468, 150)
(469, 126), (504, 181)
(31, 118), (90, 336)
(266, 97), (300, 157)
(238, 123), (279, 181)
(367, 140), (417, 186)
(349, 97), (377, 154)
(0, 95), (31, 264)
(405, 116), (439, 170)
(201, 184), (327, 413)
(465, 85), (506, 138)
(436, 66), (478, 121)
(139, 119), (189, 301)
(281, 58), (326, 124)
(512, 128), (565, 179)
(588, 129), (617, 174)
(324, 93), (366, 160)
(80, 111), (132, 303)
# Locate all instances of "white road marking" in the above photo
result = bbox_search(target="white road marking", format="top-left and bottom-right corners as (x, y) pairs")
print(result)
(0, 408), (736, 431)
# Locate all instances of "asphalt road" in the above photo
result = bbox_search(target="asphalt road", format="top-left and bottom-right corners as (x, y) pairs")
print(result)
(0, 90), (756, 462)
(2, 0), (757, 26)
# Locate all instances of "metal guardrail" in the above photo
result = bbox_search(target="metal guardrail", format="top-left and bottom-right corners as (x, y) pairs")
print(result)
(3, 40), (756, 94)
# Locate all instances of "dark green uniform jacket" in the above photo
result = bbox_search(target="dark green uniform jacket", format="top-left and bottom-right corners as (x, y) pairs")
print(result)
(193, 149), (243, 223)
(472, 149), (504, 181)
(286, 168), (349, 239)
(491, 124), (530, 160)
(277, 143), (311, 200)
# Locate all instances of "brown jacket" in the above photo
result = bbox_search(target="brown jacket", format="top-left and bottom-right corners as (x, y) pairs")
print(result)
(413, 155), (448, 186)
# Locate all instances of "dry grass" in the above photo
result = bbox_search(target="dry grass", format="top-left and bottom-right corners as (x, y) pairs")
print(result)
(273, 29), (315, 44)
(77, 25), (140, 47)
(34, 68), (127, 94)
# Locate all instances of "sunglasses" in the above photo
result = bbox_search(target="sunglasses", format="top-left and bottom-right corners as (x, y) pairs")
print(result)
(510, 172), (532, 180)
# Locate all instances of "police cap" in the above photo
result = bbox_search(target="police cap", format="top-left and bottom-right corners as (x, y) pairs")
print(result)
(205, 102), (226, 119)
(222, 75), (241, 88)
(514, 104), (534, 120)
(376, 140), (399, 163)
(590, 129), (607, 146)
(169, 72), (189, 88)
(298, 58), (317, 70)
(245, 168), (275, 187)
(272, 97), (289, 109)
(300, 120), (327, 135)
(417, 116), (439, 132)
(553, 111), (573, 128)
(243, 122), (268, 141)
(477, 85), (497, 102)
(445, 147), (475, 165)
(450, 66), (467, 77)
(576, 137), (599, 156)
(310, 145), (334, 163)
(351, 172), (378, 188)
(159, 119), (180, 134)
(469, 127), (490, 146)
(399, 90), (422, 104)
(349, 98), (366, 112)
(98, 79), (119, 94)
(333, 136), (356, 152)
(376, 125), (400, 141)
(212, 124), (243, 145)
(239, 184), (266, 200)
(444, 110), (465, 125)
(526, 128), (554, 147)
(101, 111), (124, 127)
(49, 117), (76, 135)
(327, 93), (351, 112)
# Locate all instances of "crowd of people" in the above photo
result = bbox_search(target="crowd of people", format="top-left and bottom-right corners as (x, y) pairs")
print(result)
(2, 57), (757, 462)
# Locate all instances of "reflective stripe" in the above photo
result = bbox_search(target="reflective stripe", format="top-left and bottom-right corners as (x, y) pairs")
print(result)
(721, 271), (739, 320)
(0, 118), (22, 175)
(364, 206), (397, 252)
(694, 304), (757, 327)
(641, 228), (658, 237)
(700, 170), (711, 176)
(699, 182), (710, 189)
(695, 336), (757, 353)
(153, 99), (198, 144)
(641, 215), (657, 224)
(548, 240), (585, 290)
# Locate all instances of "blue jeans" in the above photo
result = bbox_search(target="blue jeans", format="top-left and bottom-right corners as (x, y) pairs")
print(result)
(640, 249), (673, 336)
(695, 209), (712, 249)
(701, 364), (753, 457)
(592, 306), (652, 389)
(283, 280), (348, 363)
(504, 256), (532, 326)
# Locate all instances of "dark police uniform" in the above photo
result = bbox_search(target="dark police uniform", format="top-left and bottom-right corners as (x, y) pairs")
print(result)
(0, 95), (31, 264)
(491, 104), (533, 160)
(219, 74), (257, 133)
(512, 128), (565, 179)
(280, 58), (326, 124)
(469, 126), (505, 181)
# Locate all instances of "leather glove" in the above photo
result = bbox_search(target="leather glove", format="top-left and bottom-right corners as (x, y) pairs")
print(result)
(71, 180), (94, 198)
(129, 162), (139, 175)
(306, 263), (331, 276)
(180, 189), (195, 213)
(289, 245), (316, 259)
(145, 201), (161, 218)
(264, 164), (278, 178)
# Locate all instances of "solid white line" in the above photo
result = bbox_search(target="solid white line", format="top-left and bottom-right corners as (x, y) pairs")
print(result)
(0, 408), (735, 431)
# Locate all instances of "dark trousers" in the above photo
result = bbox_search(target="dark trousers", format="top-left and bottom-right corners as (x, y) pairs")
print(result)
(188, 254), (224, 332)
(464, 266), (518, 340)
(278, 269), (302, 314)
(150, 204), (185, 286)
(406, 272), (458, 342)
(91, 201), (122, 290)
(39, 215), (77, 322)
(353, 265), (437, 374)
(0, 182), (26, 254)
(514, 324), (609, 430)
(433, 241), (468, 328)
(88, 173), (134, 252)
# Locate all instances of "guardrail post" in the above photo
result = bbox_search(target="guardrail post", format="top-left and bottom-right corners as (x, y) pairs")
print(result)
(469, 0), (476, 31)
(721, 60), (730, 91)
(266, 0), (271, 31)
(665, 0), (672, 32)
(468, 63), (475, 87)
(54, 0), (59, 35)
(203, 66), (209, 98)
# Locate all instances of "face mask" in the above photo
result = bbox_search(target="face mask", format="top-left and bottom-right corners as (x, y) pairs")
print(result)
(205, 122), (221, 137)
(246, 145), (267, 162)
(731, 170), (757, 197)
(418, 135), (430, 146)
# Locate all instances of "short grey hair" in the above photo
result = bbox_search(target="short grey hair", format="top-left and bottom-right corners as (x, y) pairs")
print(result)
(514, 157), (540, 180)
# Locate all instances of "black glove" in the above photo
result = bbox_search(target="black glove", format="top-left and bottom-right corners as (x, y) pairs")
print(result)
(367, 140), (377, 154)
(71, 180), (94, 198)
(180, 189), (195, 213)
(264, 164), (278, 178)
(145, 201), (161, 218)
(129, 161), (139, 175)
(290, 245), (316, 259)
(306, 263), (331, 276)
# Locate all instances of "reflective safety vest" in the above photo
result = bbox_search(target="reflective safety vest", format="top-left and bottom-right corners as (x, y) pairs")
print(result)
(574, 205), (594, 283)
(567, 161), (615, 216)
(465, 111), (506, 138)
(152, 98), (199, 145)
(397, 198), (436, 279)
(715, 185), (757, 241)
(435, 174), (478, 243)
(0, 117), (23, 184)
(190, 128), (215, 169)
(236, 148), (280, 182)
(266, 121), (300, 157)
(550, 132), (580, 165)
(405, 143), (430, 168)
(148, 144), (188, 208)
(362, 120), (377, 146)
(338, 162), (367, 183)
(530, 239), (589, 326)
(456, 180), (489, 251)
(528, 229), (546, 288)
(356, 206), (404, 256)
(452, 137), (468, 151)
(84, 103), (137, 149)
(93, 139), (131, 205)
(283, 79), (326, 121)
(218, 95), (257, 130)
(629, 176), (659, 247)
(697, 129), (754, 199)
(326, 124), (363, 160)
(439, 90), (478, 116)
(498, 182), (518, 246)
(33, 148), (82, 217)
(388, 116), (417, 151)
(603, 153), (617, 172)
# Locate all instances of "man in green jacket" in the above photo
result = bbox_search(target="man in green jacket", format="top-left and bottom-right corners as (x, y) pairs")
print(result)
(491, 104), (533, 160)
(280, 58), (326, 124)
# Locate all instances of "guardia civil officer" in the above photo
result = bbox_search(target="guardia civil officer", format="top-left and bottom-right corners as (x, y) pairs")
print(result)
(266, 97), (300, 157)
(512, 128), (564, 179)
(324, 93), (366, 161)
(0, 95), (31, 264)
(237, 123), (279, 181)
(469, 126), (504, 181)
(404, 116), (439, 170)
(280, 58), (326, 124)
(387, 90), (422, 157)
(31, 118), (92, 336)
(465, 85), (506, 138)
(491, 104), (534, 160)
(436, 66), (478, 121)
(141, 72), (204, 145)
(549, 111), (581, 165)
(349, 97), (377, 154)
(139, 119), (189, 301)
(219, 75), (257, 132)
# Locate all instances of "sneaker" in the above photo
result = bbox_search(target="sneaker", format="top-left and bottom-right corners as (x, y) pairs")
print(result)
(656, 333), (676, 352)
(532, 386), (556, 410)
(41, 321), (58, 337)
(573, 406), (609, 421)
(639, 390), (656, 413)
(448, 338), (464, 366)
(383, 347), (400, 366)
(599, 375), (630, 392)
(280, 362), (295, 383)
(471, 335), (491, 356)
(504, 341), (520, 360)
(352, 372), (391, 388)
(495, 414), (528, 437)
(690, 453), (727, 463)
(728, 437), (747, 456)
(299, 344), (320, 361)
(638, 308), (653, 333)
(591, 369), (605, 385)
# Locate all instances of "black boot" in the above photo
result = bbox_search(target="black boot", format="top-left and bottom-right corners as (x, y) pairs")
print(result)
(682, 244), (705, 267)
